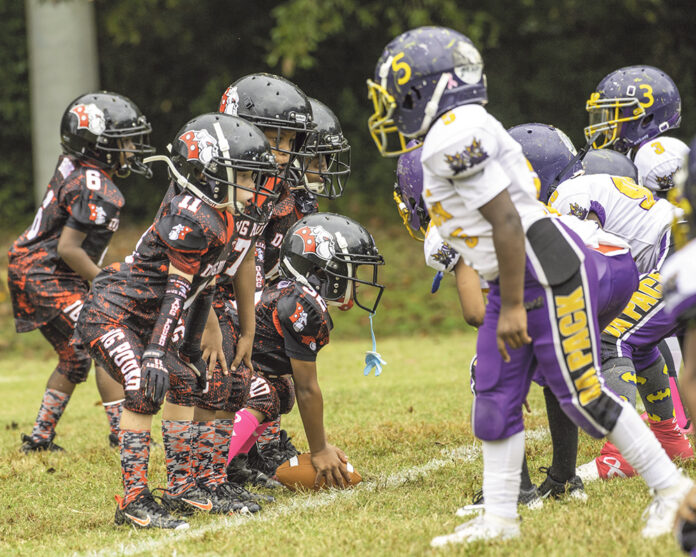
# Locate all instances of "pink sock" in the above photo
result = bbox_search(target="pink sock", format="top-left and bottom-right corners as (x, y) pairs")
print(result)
(226, 409), (259, 464)
(239, 422), (271, 454)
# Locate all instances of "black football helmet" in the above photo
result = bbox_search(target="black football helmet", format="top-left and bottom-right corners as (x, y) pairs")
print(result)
(301, 98), (350, 198)
(581, 149), (639, 182)
(60, 91), (154, 177)
(219, 73), (316, 183)
(279, 212), (385, 313)
(147, 113), (278, 218)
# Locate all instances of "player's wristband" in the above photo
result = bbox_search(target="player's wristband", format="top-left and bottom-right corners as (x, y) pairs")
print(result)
(149, 274), (191, 351)
(180, 286), (215, 357)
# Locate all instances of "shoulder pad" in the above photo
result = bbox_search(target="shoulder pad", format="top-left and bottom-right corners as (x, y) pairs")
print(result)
(276, 286), (324, 335)
(156, 213), (208, 252)
(423, 122), (498, 180)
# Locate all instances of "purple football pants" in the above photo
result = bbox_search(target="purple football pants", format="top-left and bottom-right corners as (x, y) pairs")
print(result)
(472, 220), (624, 441)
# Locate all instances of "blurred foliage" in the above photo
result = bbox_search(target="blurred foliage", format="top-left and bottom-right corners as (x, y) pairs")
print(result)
(2, 0), (695, 227)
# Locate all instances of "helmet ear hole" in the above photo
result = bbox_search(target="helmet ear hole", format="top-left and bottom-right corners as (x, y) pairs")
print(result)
(641, 114), (654, 128)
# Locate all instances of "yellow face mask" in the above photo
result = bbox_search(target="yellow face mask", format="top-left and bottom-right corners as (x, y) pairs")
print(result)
(584, 92), (646, 149)
(392, 186), (427, 242)
(366, 79), (421, 158)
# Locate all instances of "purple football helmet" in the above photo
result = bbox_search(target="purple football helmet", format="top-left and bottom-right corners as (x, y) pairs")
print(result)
(507, 123), (580, 203)
(585, 65), (681, 153)
(581, 149), (639, 183)
(367, 26), (487, 157)
(394, 140), (428, 240)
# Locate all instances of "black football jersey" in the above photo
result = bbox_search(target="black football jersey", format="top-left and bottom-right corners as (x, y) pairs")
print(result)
(259, 186), (318, 283)
(79, 192), (238, 339)
(226, 278), (332, 375)
(8, 155), (124, 331)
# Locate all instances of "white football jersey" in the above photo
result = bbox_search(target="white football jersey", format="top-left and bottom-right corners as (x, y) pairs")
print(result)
(634, 137), (690, 193)
(555, 213), (630, 253)
(662, 239), (696, 321)
(549, 173), (680, 273)
(423, 224), (460, 273)
(421, 104), (547, 280)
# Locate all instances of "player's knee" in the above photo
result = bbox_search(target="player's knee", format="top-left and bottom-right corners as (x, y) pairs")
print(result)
(58, 357), (92, 384)
(472, 394), (519, 441)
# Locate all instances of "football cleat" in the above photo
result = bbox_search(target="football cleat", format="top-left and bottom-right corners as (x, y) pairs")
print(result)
(227, 453), (283, 489)
(205, 482), (261, 514)
(20, 433), (64, 453)
(642, 475), (694, 538)
(455, 485), (542, 518)
(254, 430), (301, 473)
(431, 514), (521, 547)
(114, 488), (189, 530)
(160, 483), (234, 516)
(537, 468), (588, 502)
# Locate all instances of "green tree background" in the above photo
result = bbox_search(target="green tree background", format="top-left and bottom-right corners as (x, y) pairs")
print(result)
(2, 0), (695, 225)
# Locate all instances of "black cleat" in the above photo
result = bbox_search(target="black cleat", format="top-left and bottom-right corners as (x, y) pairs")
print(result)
(228, 453), (283, 489)
(538, 467), (587, 501)
(160, 484), (233, 516)
(20, 433), (64, 453)
(253, 430), (300, 474)
(114, 488), (189, 530)
(208, 481), (262, 513)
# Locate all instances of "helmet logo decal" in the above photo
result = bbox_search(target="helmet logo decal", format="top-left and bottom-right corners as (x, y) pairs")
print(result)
(444, 138), (489, 175)
(88, 203), (107, 225)
(179, 129), (219, 164)
(219, 86), (239, 116)
(452, 41), (483, 84)
(289, 301), (308, 332)
(169, 223), (193, 241)
(294, 225), (336, 260)
(70, 103), (106, 135)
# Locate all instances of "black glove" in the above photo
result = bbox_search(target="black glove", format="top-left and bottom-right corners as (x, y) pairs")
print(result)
(180, 349), (207, 390)
(141, 346), (169, 405)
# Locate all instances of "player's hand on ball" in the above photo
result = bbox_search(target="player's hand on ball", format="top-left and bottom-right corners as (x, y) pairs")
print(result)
(311, 444), (351, 489)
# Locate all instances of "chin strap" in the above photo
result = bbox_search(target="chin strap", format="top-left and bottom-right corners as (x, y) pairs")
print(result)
(363, 312), (386, 377)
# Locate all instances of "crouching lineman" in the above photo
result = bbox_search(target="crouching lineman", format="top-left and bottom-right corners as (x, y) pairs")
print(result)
(367, 26), (693, 546)
(660, 137), (696, 554)
(218, 213), (385, 488)
(8, 92), (154, 452)
(75, 112), (280, 529)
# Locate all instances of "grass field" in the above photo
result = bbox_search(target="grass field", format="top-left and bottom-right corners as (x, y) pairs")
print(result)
(0, 331), (692, 557)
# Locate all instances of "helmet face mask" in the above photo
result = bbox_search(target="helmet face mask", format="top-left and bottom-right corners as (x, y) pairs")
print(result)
(219, 73), (317, 187)
(367, 26), (487, 158)
(61, 91), (155, 177)
(301, 98), (351, 198)
(279, 213), (385, 314)
(584, 66), (681, 153)
(156, 113), (279, 219)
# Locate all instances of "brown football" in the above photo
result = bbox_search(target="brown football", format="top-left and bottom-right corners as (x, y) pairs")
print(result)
(275, 452), (362, 491)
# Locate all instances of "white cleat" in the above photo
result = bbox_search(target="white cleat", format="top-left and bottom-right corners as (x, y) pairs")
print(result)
(576, 460), (600, 483)
(455, 503), (484, 518)
(642, 476), (694, 538)
(431, 514), (520, 547)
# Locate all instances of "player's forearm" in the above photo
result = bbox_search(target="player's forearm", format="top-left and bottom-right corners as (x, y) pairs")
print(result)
(57, 245), (101, 282)
(454, 260), (485, 327)
(491, 216), (525, 308)
(232, 250), (257, 338)
(295, 383), (327, 454)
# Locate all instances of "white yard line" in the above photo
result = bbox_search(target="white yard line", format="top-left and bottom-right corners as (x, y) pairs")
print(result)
(76, 428), (548, 557)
